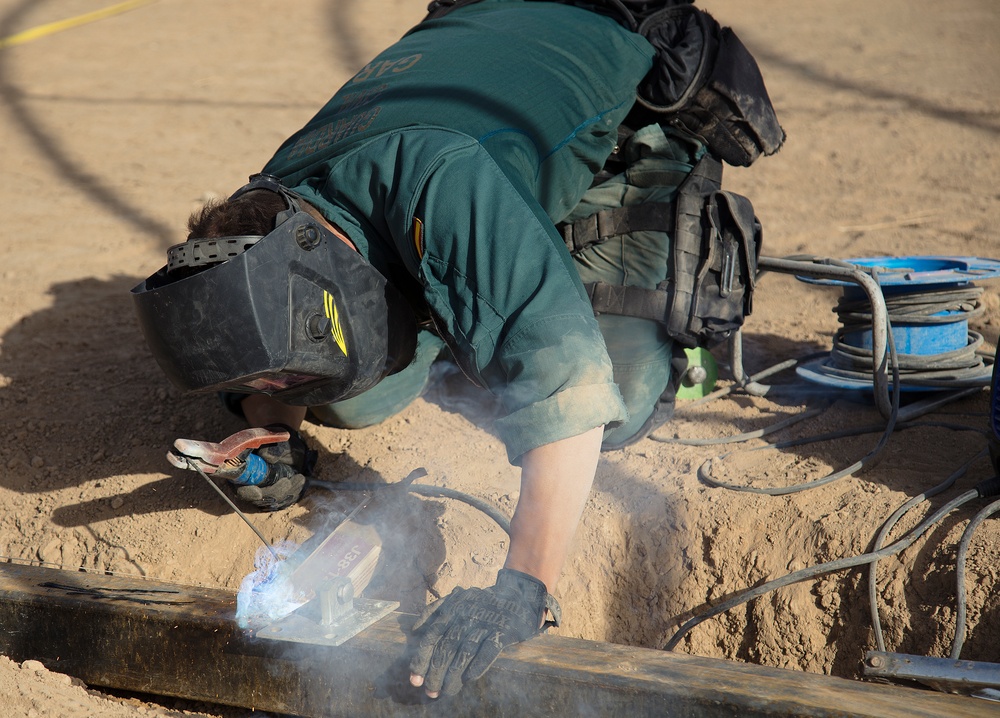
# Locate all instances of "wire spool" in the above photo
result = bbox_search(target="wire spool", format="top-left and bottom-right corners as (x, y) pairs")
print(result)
(796, 256), (1000, 391)
(676, 346), (718, 399)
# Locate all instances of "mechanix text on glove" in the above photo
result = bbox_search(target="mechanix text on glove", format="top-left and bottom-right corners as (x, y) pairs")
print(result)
(409, 568), (560, 697)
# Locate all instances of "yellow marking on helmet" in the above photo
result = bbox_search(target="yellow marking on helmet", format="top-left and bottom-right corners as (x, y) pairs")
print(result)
(324, 290), (348, 356)
(413, 217), (425, 259)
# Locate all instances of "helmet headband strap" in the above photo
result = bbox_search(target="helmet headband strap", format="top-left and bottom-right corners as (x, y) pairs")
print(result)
(229, 173), (303, 226)
(166, 174), (304, 274)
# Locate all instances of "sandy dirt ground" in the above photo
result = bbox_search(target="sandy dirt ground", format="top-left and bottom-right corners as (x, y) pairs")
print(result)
(1, 0), (999, 715)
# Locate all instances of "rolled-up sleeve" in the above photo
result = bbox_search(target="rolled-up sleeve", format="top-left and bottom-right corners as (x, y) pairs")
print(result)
(493, 313), (627, 462)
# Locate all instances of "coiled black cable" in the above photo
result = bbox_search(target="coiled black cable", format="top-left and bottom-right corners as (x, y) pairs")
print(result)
(825, 285), (989, 386)
(836, 285), (984, 328)
(652, 259), (997, 656)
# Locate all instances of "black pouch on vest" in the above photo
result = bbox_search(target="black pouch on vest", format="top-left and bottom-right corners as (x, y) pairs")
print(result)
(665, 155), (761, 346)
(565, 148), (761, 350)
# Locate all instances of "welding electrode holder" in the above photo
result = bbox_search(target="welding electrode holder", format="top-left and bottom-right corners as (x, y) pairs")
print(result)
(218, 450), (307, 512)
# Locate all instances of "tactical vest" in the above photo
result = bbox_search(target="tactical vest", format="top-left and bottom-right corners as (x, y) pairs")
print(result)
(561, 125), (760, 348)
(423, 0), (773, 348)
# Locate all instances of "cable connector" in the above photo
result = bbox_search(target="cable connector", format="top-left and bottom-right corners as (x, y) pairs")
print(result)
(974, 476), (1000, 498)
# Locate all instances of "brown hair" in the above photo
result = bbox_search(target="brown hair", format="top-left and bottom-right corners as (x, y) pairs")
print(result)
(186, 189), (289, 240)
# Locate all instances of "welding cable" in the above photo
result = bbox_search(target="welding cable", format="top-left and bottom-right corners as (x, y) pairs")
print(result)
(687, 278), (911, 496)
(666, 277), (983, 496)
(866, 449), (988, 653)
(651, 405), (827, 447)
(661, 483), (982, 652)
(836, 285), (984, 328)
(308, 479), (512, 536)
(661, 395), (982, 463)
(696, 413), (990, 498)
(736, 416), (992, 498)
(750, 416), (986, 452)
(760, 254), (988, 383)
(951, 487), (1000, 660)
(694, 344), (901, 496)
(650, 354), (836, 448)
(763, 253), (860, 273)
(826, 331), (989, 386)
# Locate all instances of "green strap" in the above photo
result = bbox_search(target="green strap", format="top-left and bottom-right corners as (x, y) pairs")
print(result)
(585, 281), (671, 322)
(559, 201), (675, 255)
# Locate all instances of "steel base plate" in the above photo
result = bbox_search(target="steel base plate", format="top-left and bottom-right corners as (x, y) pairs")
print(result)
(256, 597), (399, 647)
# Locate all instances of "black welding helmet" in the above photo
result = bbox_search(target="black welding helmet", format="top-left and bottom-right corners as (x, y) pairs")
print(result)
(131, 174), (418, 406)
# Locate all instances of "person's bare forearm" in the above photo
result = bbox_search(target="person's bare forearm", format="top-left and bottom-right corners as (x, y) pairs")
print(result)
(503, 425), (604, 590)
(238, 395), (601, 593)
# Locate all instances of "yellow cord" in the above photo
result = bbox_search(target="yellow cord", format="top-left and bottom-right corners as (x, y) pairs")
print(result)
(0, 0), (156, 50)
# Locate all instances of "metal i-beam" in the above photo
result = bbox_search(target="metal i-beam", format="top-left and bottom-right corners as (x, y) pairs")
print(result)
(0, 563), (988, 717)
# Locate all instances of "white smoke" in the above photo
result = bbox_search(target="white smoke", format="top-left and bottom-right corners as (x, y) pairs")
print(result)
(235, 540), (306, 629)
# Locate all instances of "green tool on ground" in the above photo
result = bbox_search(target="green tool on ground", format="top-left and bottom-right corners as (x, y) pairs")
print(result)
(676, 346), (718, 399)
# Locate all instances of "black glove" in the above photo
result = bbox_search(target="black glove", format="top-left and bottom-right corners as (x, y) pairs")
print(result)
(409, 568), (560, 697)
(216, 424), (316, 512)
(255, 423), (317, 471)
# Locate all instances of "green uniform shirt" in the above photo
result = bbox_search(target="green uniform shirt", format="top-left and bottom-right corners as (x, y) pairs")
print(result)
(263, 0), (655, 461)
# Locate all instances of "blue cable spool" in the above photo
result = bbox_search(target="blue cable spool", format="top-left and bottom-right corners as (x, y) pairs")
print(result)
(796, 256), (1000, 391)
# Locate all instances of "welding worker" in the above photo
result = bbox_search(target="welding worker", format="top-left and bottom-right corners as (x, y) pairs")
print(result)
(134, 0), (780, 699)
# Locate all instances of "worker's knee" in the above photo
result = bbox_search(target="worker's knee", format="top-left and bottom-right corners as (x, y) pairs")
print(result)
(307, 329), (446, 430)
(308, 392), (415, 429)
(601, 361), (675, 449)
(597, 315), (676, 450)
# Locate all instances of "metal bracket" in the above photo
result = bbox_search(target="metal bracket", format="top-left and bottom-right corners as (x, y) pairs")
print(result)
(256, 576), (398, 647)
(863, 651), (1000, 700)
